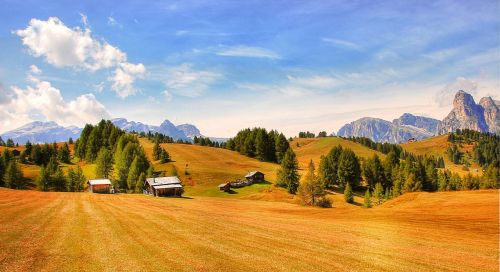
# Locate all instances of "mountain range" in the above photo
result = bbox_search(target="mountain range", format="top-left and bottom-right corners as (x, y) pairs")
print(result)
(337, 90), (499, 143)
(0, 118), (208, 144)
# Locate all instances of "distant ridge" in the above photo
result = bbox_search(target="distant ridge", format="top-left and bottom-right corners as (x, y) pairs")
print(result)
(0, 118), (225, 144)
(337, 90), (499, 143)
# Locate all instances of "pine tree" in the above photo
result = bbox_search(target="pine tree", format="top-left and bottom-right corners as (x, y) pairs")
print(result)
(318, 145), (342, 188)
(4, 161), (23, 189)
(52, 167), (66, 192)
(337, 148), (361, 188)
(160, 148), (170, 163)
(58, 143), (71, 163)
(344, 182), (354, 203)
(95, 148), (113, 178)
(276, 148), (300, 194)
(36, 166), (50, 191)
(73, 166), (86, 192)
(275, 133), (289, 163)
(363, 189), (372, 208)
(373, 182), (384, 205)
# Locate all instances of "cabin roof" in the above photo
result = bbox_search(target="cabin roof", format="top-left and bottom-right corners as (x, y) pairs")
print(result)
(245, 171), (263, 178)
(153, 184), (183, 190)
(218, 183), (229, 187)
(88, 179), (112, 185)
(146, 176), (182, 186)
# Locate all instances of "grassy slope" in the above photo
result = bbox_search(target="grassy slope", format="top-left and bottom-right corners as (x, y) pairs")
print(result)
(290, 137), (385, 171)
(139, 138), (287, 200)
(401, 135), (481, 176)
(0, 188), (497, 272)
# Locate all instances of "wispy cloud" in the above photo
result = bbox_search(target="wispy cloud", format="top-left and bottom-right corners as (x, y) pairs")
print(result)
(107, 16), (123, 28)
(321, 38), (362, 51)
(162, 64), (222, 98)
(215, 45), (280, 59)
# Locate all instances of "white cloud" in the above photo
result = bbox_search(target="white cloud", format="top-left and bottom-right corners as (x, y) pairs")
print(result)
(435, 77), (478, 107)
(163, 64), (221, 97)
(16, 17), (145, 98)
(0, 76), (110, 133)
(107, 16), (123, 28)
(29, 64), (42, 75)
(322, 38), (362, 51)
(16, 17), (125, 70)
(109, 63), (146, 98)
(215, 45), (280, 59)
(162, 90), (172, 101)
(79, 13), (88, 27)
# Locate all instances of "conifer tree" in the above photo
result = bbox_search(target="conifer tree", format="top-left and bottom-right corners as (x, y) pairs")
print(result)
(276, 148), (300, 194)
(136, 172), (146, 193)
(337, 148), (361, 188)
(127, 157), (141, 191)
(153, 140), (161, 160)
(4, 160), (23, 189)
(95, 148), (113, 178)
(52, 167), (66, 192)
(58, 142), (71, 163)
(363, 189), (372, 208)
(298, 160), (325, 206)
(36, 166), (50, 191)
(344, 182), (354, 203)
(373, 182), (384, 205)
(73, 166), (86, 192)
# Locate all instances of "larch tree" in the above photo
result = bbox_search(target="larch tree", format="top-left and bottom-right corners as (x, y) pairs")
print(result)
(344, 182), (354, 203)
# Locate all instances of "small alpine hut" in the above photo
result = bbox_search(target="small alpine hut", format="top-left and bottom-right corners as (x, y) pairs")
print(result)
(144, 176), (183, 197)
(88, 179), (113, 194)
(245, 171), (265, 183)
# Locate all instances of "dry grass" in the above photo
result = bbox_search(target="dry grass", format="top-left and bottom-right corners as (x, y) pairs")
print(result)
(0, 188), (497, 272)
(401, 135), (481, 176)
(291, 137), (385, 171)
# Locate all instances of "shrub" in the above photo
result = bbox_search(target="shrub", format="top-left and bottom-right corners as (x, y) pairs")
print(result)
(315, 196), (332, 208)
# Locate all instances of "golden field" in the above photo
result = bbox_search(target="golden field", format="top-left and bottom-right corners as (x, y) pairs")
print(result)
(0, 188), (497, 271)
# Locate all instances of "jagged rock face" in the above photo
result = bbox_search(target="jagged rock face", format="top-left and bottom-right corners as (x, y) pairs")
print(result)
(158, 120), (187, 140)
(392, 113), (440, 135)
(438, 90), (492, 134)
(479, 97), (500, 134)
(176, 124), (202, 138)
(337, 117), (432, 143)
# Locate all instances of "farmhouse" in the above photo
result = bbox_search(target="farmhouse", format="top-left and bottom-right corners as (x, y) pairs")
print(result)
(245, 171), (265, 182)
(144, 176), (183, 197)
(88, 179), (113, 194)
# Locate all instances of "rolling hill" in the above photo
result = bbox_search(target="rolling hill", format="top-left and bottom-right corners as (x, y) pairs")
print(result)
(290, 137), (385, 171)
(401, 135), (481, 176)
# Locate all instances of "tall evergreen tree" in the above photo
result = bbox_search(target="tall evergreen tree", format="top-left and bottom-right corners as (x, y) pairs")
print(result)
(344, 182), (354, 203)
(95, 148), (113, 178)
(127, 157), (141, 191)
(58, 142), (71, 163)
(318, 145), (343, 188)
(36, 166), (50, 191)
(52, 167), (67, 192)
(276, 148), (300, 194)
(373, 182), (384, 205)
(4, 160), (23, 189)
(337, 148), (361, 188)
(363, 189), (372, 208)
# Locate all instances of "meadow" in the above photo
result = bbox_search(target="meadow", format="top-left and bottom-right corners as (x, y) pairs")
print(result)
(0, 188), (497, 271)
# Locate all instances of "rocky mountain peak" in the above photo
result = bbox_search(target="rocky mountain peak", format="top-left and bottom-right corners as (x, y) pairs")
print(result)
(439, 90), (491, 134)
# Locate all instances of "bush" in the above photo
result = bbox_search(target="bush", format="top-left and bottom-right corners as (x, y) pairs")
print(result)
(315, 196), (332, 208)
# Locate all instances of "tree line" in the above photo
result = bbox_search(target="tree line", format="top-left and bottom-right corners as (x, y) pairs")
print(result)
(448, 129), (499, 169)
(0, 149), (24, 189)
(341, 136), (403, 156)
(225, 128), (290, 163)
(0, 137), (17, 147)
(193, 136), (223, 148)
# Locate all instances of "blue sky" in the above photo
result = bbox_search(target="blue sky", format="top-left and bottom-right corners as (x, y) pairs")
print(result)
(0, 0), (499, 137)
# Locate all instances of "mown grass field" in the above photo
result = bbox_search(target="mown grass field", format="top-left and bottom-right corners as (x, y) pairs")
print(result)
(0, 188), (497, 272)
(401, 135), (481, 176)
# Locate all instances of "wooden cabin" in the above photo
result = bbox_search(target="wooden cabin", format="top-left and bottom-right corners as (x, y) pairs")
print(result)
(218, 182), (231, 192)
(144, 176), (183, 197)
(88, 179), (113, 194)
(245, 171), (265, 183)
